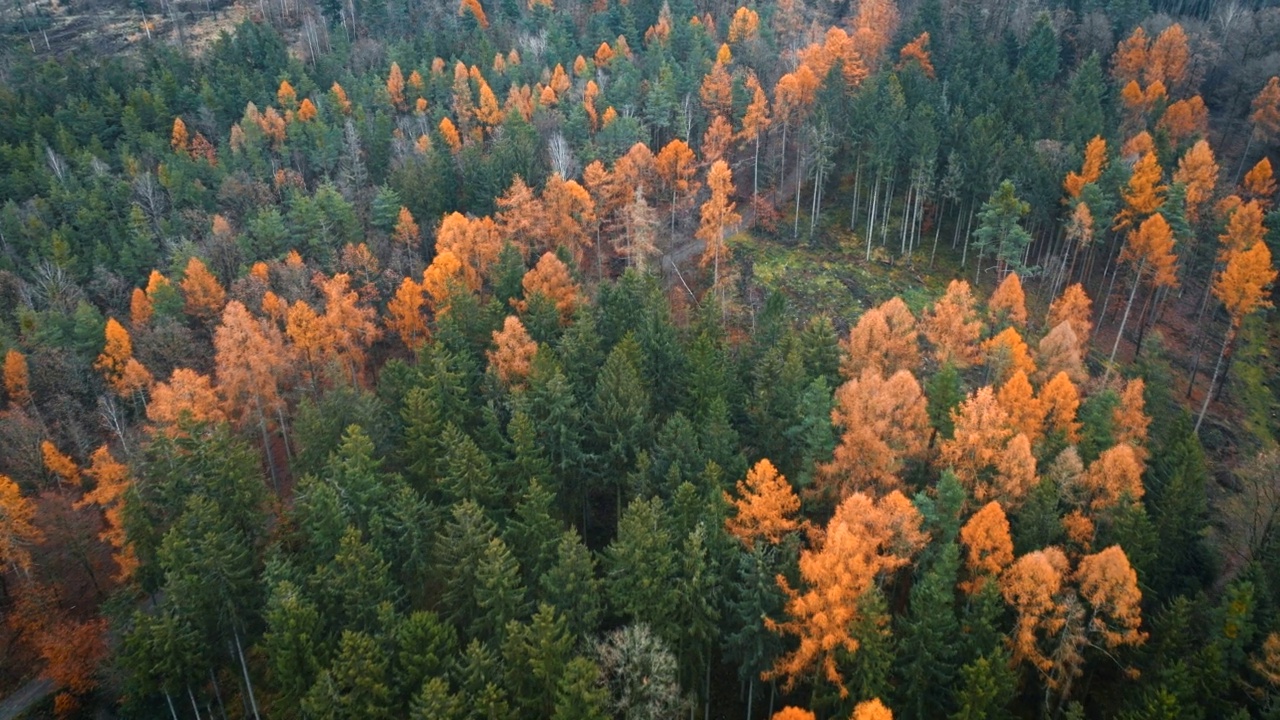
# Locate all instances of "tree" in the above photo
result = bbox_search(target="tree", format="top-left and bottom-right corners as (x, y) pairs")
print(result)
(0, 474), (41, 574)
(740, 72), (771, 203)
(1112, 378), (1150, 464)
(4, 349), (31, 407)
(387, 62), (406, 110)
(1040, 372), (1083, 444)
(1079, 444), (1144, 511)
(1115, 152), (1167, 231)
(1048, 284), (1093, 342)
(605, 497), (677, 638)
(820, 368), (931, 498)
(697, 159), (740, 315)
(725, 458), (801, 548)
(1243, 158), (1276, 206)
(987, 273), (1027, 328)
(772, 710), (815, 720)
(180, 256), (227, 322)
(896, 540), (960, 720)
(996, 371), (1045, 446)
(95, 318), (153, 398)
(937, 388), (1037, 508)
(592, 624), (686, 719)
(541, 174), (596, 266)
(436, 213), (503, 290)
(1064, 137), (1107, 200)
(77, 446), (137, 580)
(655, 139), (699, 245)
(842, 297), (919, 378)
(147, 368), (226, 433)
(521, 252), (580, 323)
(982, 328), (1037, 385)
(488, 316), (538, 388)
(1037, 323), (1087, 385)
(972, 181), (1033, 281)
(214, 301), (289, 482)
(1251, 77), (1280, 145)
(1109, 213), (1178, 370)
(1172, 140), (1218, 224)
(387, 278), (428, 349)
(923, 280), (984, 368)
(960, 501), (1014, 594)
(540, 529), (602, 640)
(766, 491), (926, 697)
(854, 698), (894, 720)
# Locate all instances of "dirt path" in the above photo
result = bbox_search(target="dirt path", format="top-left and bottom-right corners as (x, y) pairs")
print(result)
(0, 678), (55, 720)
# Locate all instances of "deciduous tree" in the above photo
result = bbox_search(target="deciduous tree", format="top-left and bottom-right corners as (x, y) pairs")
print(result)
(842, 297), (919, 378)
(488, 316), (538, 388)
(820, 368), (931, 498)
(3, 349), (31, 407)
(988, 272), (1027, 328)
(725, 458), (801, 548)
(0, 474), (41, 573)
(95, 318), (153, 397)
(180, 256), (227, 322)
(960, 501), (1014, 593)
(923, 280), (983, 368)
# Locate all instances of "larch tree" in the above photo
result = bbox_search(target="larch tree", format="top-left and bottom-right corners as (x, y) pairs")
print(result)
(41, 441), (80, 487)
(697, 159), (740, 317)
(391, 206), (421, 250)
(387, 62), (406, 110)
(180, 256), (227, 323)
(765, 490), (927, 698)
(1172, 139), (1218, 224)
(982, 327), (1037, 385)
(95, 318), (153, 398)
(852, 697), (894, 720)
(1039, 372), (1083, 443)
(488, 316), (539, 388)
(724, 458), (801, 549)
(1115, 152), (1167, 231)
(316, 273), (381, 384)
(1199, 229), (1277, 431)
(1080, 444), (1144, 511)
(421, 250), (467, 316)
(996, 371), (1046, 446)
(520, 252), (580, 323)
(4, 349), (31, 408)
(937, 387), (1038, 508)
(771, 709), (815, 720)
(146, 368), (226, 434)
(214, 301), (291, 484)
(435, 212), (502, 289)
(1108, 213), (1178, 370)
(959, 501), (1014, 593)
(129, 288), (152, 327)
(820, 368), (931, 498)
(1064, 136), (1107, 200)
(496, 176), (548, 255)
(76, 446), (138, 580)
(987, 272), (1028, 328)
(0, 474), (41, 575)
(655, 139), (700, 247)
(923, 280), (984, 368)
(1037, 322), (1087, 384)
(1048, 283), (1094, 342)
(841, 296), (919, 378)
(1243, 158), (1276, 207)
(541, 174), (596, 266)
(387, 277), (429, 349)
(1112, 378), (1151, 465)
(897, 32), (933, 78)
(739, 72), (771, 204)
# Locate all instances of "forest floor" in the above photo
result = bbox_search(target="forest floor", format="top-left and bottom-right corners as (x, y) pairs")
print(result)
(0, 0), (246, 59)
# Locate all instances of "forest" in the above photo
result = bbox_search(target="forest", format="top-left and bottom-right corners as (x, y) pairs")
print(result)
(0, 0), (1279, 717)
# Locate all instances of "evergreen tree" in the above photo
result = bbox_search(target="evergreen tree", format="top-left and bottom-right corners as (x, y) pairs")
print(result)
(896, 543), (962, 720)
(540, 528), (603, 640)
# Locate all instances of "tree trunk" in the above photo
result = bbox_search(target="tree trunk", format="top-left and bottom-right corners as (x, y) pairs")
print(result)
(234, 630), (262, 720)
(865, 175), (881, 261)
(850, 155), (862, 230)
(188, 686), (203, 720)
(930, 198), (945, 268)
(1107, 260), (1145, 377)
(960, 203), (974, 267)
(165, 691), (180, 720)
(1196, 327), (1233, 433)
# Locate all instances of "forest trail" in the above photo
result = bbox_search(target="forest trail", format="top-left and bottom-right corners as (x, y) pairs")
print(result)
(0, 678), (55, 720)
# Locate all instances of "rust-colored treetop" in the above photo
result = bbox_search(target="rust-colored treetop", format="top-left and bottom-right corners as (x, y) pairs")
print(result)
(821, 367), (931, 497)
(988, 272), (1028, 328)
(1049, 283), (1094, 342)
(853, 698), (894, 720)
(725, 458), (801, 548)
(923, 279), (983, 368)
(1064, 136), (1107, 199)
(960, 500), (1015, 593)
(4, 349), (31, 407)
(841, 296), (919, 378)
(938, 386), (1038, 507)
(488, 315), (538, 388)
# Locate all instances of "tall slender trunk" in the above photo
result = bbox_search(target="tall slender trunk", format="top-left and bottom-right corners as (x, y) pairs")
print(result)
(1196, 327), (1233, 433)
(165, 691), (180, 720)
(752, 134), (760, 203)
(930, 199), (945, 268)
(850, 155), (862, 230)
(866, 175), (881, 261)
(746, 678), (754, 720)
(1107, 260), (1145, 377)
(880, 175), (895, 248)
(234, 630), (261, 720)
(211, 669), (228, 720)
(793, 141), (803, 239)
(189, 686), (203, 720)
(960, 203), (974, 267)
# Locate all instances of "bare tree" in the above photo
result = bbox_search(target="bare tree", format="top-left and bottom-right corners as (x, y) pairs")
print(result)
(1212, 449), (1280, 583)
(548, 132), (578, 180)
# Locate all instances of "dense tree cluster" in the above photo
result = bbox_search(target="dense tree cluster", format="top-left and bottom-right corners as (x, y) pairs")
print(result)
(1, 0), (1279, 717)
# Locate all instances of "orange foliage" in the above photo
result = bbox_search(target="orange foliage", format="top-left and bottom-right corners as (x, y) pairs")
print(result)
(1219, 200), (1266, 259)
(938, 387), (1038, 507)
(1001, 546), (1071, 676)
(0, 474), (41, 572)
(727, 6), (759, 43)
(1112, 378), (1150, 464)
(439, 117), (462, 152)
(330, 83), (352, 114)
(766, 490), (926, 697)
(1111, 26), (1148, 87)
(850, 0), (899, 68)
(923, 280), (984, 368)
(276, 79), (297, 109)
(488, 315), (538, 387)
(180, 256), (227, 321)
(541, 174), (596, 265)
(392, 206), (421, 248)
(296, 98), (317, 122)
(213, 301), (289, 429)
(95, 318), (152, 396)
(820, 368), (931, 498)
(697, 159), (740, 276)
(147, 368), (226, 433)
(701, 115), (734, 165)
(997, 371), (1045, 445)
(1081, 444), (1145, 510)
(1063, 510), (1095, 550)
(4, 349), (31, 408)
(436, 212), (502, 290)
(959, 500), (1014, 593)
(1244, 158), (1276, 207)
(1158, 96), (1208, 145)
(77, 446), (138, 580)
(387, 278), (428, 349)
(1122, 213), (1179, 290)
(520, 252), (580, 322)
(1148, 24), (1189, 90)
(496, 175), (547, 254)
(1064, 136), (1107, 199)
(897, 32), (933, 78)
(1115, 152), (1167, 230)
(1214, 233), (1276, 330)
(725, 458), (801, 549)
(1075, 545), (1146, 648)
(1172, 139), (1218, 223)
(1121, 130), (1155, 160)
(1252, 77), (1280, 141)
(842, 297), (919, 378)
(1037, 322), (1087, 385)
(741, 72), (771, 141)
(656, 138), (701, 216)
(315, 273), (381, 381)
(988, 272), (1028, 327)
(700, 57), (734, 118)
(129, 288), (152, 327)
(458, 0), (489, 27)
(983, 327), (1037, 385)
(170, 116), (189, 155)
(771, 710), (815, 720)
(41, 441), (80, 486)
(594, 41), (614, 67)
(1048, 283), (1093, 342)
(422, 250), (467, 314)
(853, 698), (894, 720)
(1040, 373), (1084, 446)
(387, 62), (406, 110)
